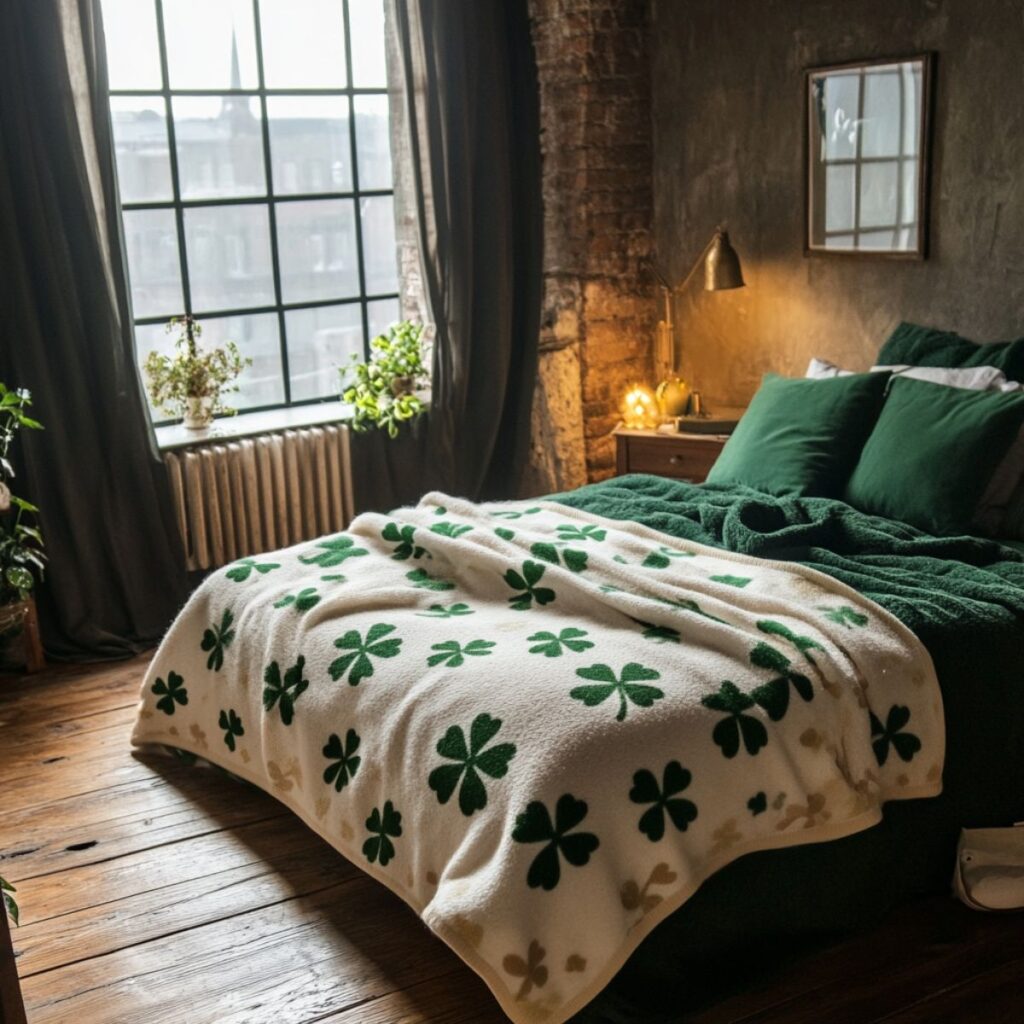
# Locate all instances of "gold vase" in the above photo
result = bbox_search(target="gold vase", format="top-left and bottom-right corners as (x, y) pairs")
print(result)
(656, 376), (690, 418)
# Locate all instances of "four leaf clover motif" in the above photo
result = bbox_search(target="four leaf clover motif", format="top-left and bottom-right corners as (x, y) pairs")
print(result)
(262, 656), (309, 725)
(329, 624), (402, 685)
(555, 523), (606, 543)
(710, 574), (751, 588)
(820, 605), (868, 629)
(406, 568), (456, 591)
(225, 557), (280, 583)
(428, 713), (516, 815)
(701, 680), (768, 757)
(416, 602), (474, 618)
(219, 708), (244, 751)
(503, 940), (548, 1000)
(748, 642), (814, 721)
(430, 521), (473, 539)
(570, 662), (664, 722)
(640, 622), (681, 645)
(200, 609), (235, 670)
(512, 793), (600, 891)
(322, 729), (361, 791)
(629, 761), (698, 841)
(870, 705), (922, 766)
(529, 542), (588, 574)
(504, 560), (556, 611)
(641, 545), (694, 569)
(527, 627), (594, 658)
(151, 670), (188, 715)
(382, 522), (430, 560)
(427, 639), (495, 668)
(363, 800), (402, 866)
(299, 535), (368, 568)
(757, 620), (823, 663)
(274, 587), (321, 613)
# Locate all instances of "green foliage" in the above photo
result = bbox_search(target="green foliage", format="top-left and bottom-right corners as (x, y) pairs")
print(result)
(512, 793), (599, 891)
(0, 382), (45, 606)
(1, 876), (18, 927)
(342, 321), (429, 438)
(143, 316), (250, 420)
(428, 713), (516, 816)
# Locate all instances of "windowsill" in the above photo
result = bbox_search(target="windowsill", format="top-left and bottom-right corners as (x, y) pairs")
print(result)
(155, 402), (354, 452)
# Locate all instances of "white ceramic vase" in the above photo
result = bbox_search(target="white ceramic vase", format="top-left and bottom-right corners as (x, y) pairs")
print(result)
(183, 396), (215, 430)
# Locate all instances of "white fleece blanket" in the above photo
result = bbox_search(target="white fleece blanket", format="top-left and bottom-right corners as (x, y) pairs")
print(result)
(133, 494), (943, 1024)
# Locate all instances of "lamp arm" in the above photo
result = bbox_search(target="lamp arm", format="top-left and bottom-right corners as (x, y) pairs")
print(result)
(674, 231), (721, 294)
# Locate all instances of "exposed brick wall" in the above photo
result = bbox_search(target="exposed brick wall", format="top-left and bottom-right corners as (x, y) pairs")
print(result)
(524, 0), (655, 489)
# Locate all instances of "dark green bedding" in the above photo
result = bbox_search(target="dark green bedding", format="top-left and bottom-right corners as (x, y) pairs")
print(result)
(556, 475), (1024, 1021)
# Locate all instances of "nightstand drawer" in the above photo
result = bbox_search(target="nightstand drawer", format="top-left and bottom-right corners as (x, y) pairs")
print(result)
(619, 435), (724, 482)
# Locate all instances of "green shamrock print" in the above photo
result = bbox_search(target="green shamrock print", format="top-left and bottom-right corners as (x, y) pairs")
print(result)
(512, 793), (600, 891)
(322, 729), (361, 791)
(363, 800), (402, 866)
(747, 791), (768, 815)
(870, 705), (922, 766)
(748, 642), (814, 722)
(151, 670), (188, 715)
(710, 574), (751, 588)
(382, 521), (430, 560)
(200, 608), (235, 670)
(555, 523), (606, 543)
(490, 507), (541, 520)
(642, 545), (694, 569)
(656, 595), (726, 624)
(430, 521), (473, 539)
(570, 662), (663, 722)
(262, 656), (309, 725)
(329, 624), (402, 685)
(406, 568), (455, 591)
(219, 709), (244, 752)
(640, 622), (681, 644)
(298, 535), (368, 568)
(527, 627), (594, 658)
(427, 639), (495, 668)
(428, 713), (516, 815)
(416, 602), (474, 618)
(702, 680), (768, 757)
(504, 560), (556, 610)
(629, 761), (698, 841)
(757, 620), (823, 663)
(530, 542), (587, 574)
(820, 605), (868, 629)
(433, 505), (447, 515)
(494, 527), (515, 541)
(274, 587), (321, 613)
(225, 557), (280, 582)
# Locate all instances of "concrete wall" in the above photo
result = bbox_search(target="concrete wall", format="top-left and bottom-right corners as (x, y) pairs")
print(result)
(652, 0), (1024, 410)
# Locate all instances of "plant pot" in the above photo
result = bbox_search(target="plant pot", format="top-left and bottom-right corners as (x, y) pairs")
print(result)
(183, 396), (215, 430)
(390, 376), (414, 398)
(0, 599), (28, 637)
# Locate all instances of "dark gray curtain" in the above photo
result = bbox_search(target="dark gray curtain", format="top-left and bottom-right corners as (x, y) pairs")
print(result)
(0, 0), (188, 658)
(354, 0), (542, 511)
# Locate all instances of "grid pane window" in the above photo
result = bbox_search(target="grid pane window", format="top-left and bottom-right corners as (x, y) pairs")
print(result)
(102, 0), (398, 422)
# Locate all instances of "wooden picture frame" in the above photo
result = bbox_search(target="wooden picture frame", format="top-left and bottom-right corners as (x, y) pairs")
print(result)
(805, 54), (935, 259)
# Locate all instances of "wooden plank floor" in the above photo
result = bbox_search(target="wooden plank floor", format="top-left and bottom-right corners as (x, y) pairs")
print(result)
(2, 658), (1022, 1024)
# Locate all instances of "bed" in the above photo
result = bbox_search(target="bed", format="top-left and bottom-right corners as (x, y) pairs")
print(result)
(132, 474), (1024, 1024)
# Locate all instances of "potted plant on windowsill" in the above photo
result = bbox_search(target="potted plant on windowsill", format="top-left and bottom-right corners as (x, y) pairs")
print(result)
(143, 316), (251, 430)
(0, 383), (45, 655)
(342, 321), (429, 438)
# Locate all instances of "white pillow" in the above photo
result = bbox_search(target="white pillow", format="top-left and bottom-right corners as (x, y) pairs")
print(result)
(805, 357), (854, 379)
(805, 356), (1021, 393)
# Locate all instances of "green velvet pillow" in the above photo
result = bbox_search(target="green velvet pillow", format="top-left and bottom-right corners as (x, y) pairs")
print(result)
(877, 322), (1024, 381)
(706, 372), (891, 497)
(845, 376), (1024, 535)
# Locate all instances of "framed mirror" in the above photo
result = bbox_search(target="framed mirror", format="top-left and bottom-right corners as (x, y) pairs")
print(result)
(806, 54), (934, 258)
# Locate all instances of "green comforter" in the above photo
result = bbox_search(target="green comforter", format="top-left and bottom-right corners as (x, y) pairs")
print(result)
(556, 476), (1024, 1020)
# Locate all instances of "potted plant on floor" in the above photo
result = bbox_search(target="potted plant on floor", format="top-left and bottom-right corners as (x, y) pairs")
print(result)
(342, 321), (429, 438)
(0, 383), (45, 667)
(144, 315), (251, 430)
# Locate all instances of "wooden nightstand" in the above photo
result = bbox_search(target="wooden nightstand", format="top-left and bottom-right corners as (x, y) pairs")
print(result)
(614, 426), (734, 483)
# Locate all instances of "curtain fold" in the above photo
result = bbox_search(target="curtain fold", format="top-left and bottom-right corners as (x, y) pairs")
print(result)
(357, 0), (542, 511)
(0, 0), (188, 658)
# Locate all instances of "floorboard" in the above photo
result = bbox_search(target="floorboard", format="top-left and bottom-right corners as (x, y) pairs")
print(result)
(2, 658), (1021, 1024)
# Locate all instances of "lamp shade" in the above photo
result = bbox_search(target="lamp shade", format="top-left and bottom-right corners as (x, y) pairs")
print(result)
(704, 231), (744, 291)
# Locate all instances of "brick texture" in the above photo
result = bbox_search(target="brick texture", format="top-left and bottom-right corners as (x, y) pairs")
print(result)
(526, 0), (656, 487)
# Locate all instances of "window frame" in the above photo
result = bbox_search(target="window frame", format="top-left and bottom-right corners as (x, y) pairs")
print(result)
(110, 0), (398, 423)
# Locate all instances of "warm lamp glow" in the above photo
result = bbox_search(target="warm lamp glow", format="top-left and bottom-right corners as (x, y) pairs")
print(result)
(620, 384), (659, 429)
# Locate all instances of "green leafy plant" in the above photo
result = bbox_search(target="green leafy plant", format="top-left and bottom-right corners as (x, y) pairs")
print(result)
(143, 316), (251, 420)
(0, 383), (45, 608)
(1, 876), (17, 927)
(342, 321), (429, 438)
